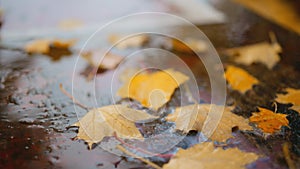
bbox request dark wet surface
[1,0,300,169]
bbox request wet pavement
[1,0,300,169]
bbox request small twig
[113,132,173,158]
[59,83,89,110]
[117,145,162,169]
[283,142,296,169]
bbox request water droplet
[25,146,29,150]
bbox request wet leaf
[166,104,252,142]
[249,107,289,134]
[81,50,123,69]
[117,69,189,110]
[25,39,76,54]
[276,88,300,113]
[108,34,149,49]
[226,40,281,69]
[172,38,207,53]
[224,65,259,93]
[72,104,157,149]
[163,142,259,169]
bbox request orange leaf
[224,65,259,93]
[250,107,289,134]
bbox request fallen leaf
[276,88,300,113]
[117,69,189,110]
[172,38,207,53]
[226,40,281,69]
[81,50,123,69]
[166,104,252,142]
[25,39,76,54]
[108,34,149,49]
[224,65,259,93]
[58,19,83,30]
[249,107,289,134]
[25,39,51,54]
[72,104,157,149]
[163,142,259,169]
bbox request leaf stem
[117,145,163,169]
[59,83,89,110]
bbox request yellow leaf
[250,107,289,134]
[81,50,123,69]
[224,65,259,93]
[25,39,51,54]
[226,41,281,69]
[163,142,259,169]
[118,69,189,110]
[24,39,76,54]
[166,104,252,142]
[72,104,157,149]
[108,34,149,49]
[276,88,300,113]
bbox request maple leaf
[163,142,259,169]
[224,65,259,93]
[166,104,252,142]
[24,39,76,54]
[108,34,149,49]
[225,36,281,69]
[117,69,189,110]
[72,104,157,149]
[276,88,300,113]
[81,50,123,69]
[249,107,289,134]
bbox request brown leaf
[163,142,259,169]
[171,38,207,53]
[118,69,189,110]
[249,107,289,134]
[72,104,157,149]
[226,40,281,69]
[166,104,252,142]
[276,88,300,113]
[81,50,123,69]
[224,65,259,93]
[24,39,76,54]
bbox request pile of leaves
[50,33,300,168]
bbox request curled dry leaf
[250,107,289,134]
[224,65,259,93]
[24,39,76,54]
[81,50,123,69]
[276,88,300,113]
[226,38,281,69]
[117,69,189,110]
[166,104,252,142]
[108,34,149,49]
[163,142,259,169]
[72,104,157,149]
